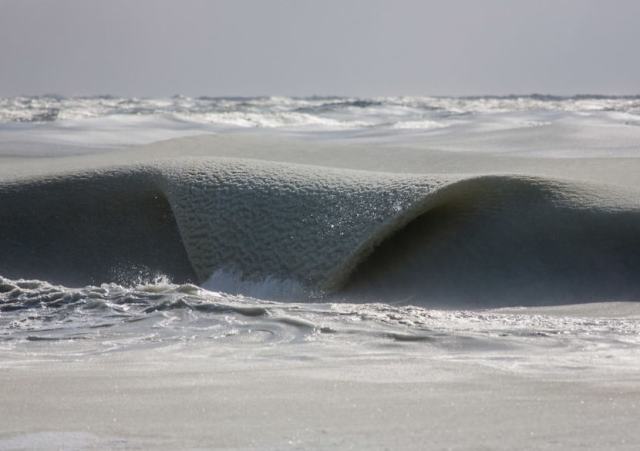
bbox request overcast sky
[1,0,639,97]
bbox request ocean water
[1,96,640,377]
[2,94,640,156]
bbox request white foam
[391,119,448,130]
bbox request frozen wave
[1,153,639,307]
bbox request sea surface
[2,94,640,156]
[1,95,640,375]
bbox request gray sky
[1,0,639,97]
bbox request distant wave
[2,95,640,159]
[2,156,639,307]
[2,94,639,125]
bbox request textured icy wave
[1,156,639,307]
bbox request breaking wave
[1,156,639,308]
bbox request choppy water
[1,95,640,154]
[2,276,639,375]
[3,94,640,125]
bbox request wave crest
[1,157,640,307]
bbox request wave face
[1,95,640,157]
[1,156,640,308]
[0,169,196,286]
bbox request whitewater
[1,95,640,450]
